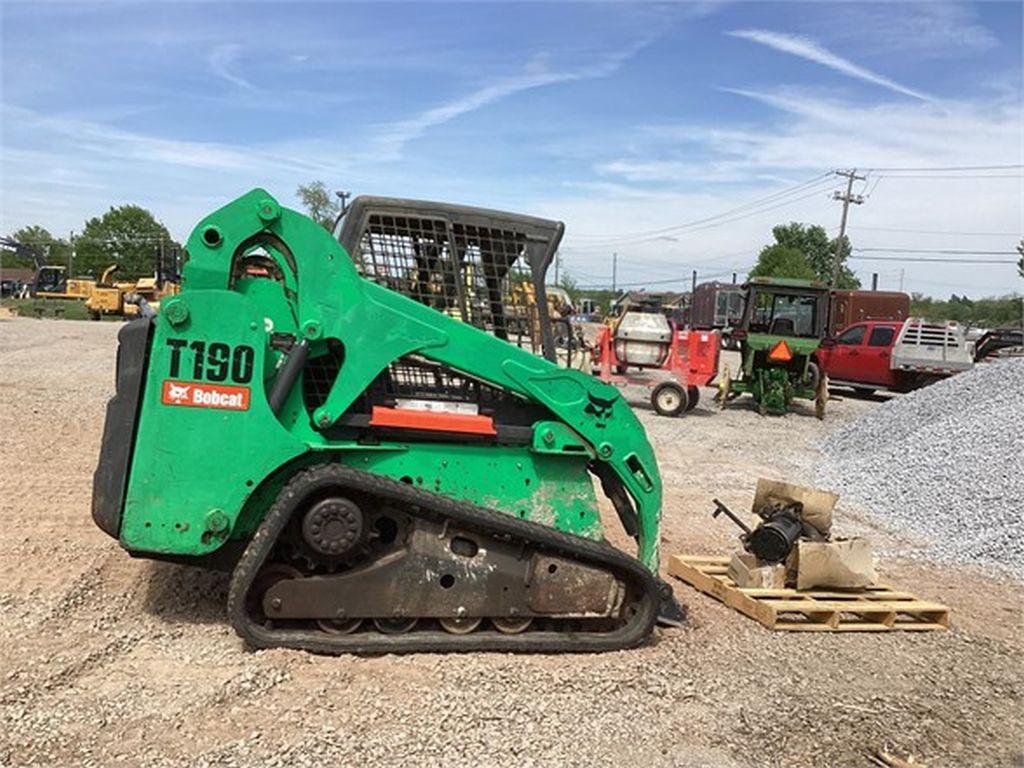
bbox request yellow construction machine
[86,263,180,319]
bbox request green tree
[910,293,1022,328]
[76,206,176,280]
[554,270,579,300]
[768,222,860,288]
[748,244,817,281]
[296,181,341,230]
[5,225,70,268]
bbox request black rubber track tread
[227,463,661,654]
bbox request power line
[872,173,1022,179]
[574,267,743,290]
[850,226,1021,237]
[906,276,1022,292]
[570,172,834,244]
[849,255,1018,264]
[565,184,835,251]
[854,247,1018,255]
[864,164,1024,172]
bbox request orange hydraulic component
[369,406,497,436]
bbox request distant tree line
[910,294,1021,329]
[5,206,178,281]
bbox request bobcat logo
[584,394,616,429]
[167,383,191,403]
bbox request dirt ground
[1,316,1020,768]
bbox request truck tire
[651,382,688,417]
[805,361,821,391]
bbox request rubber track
[227,464,661,654]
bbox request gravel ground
[0,316,1021,768]
[818,359,1024,576]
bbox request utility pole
[732,272,737,284]
[69,231,75,276]
[871,272,878,291]
[554,253,560,285]
[691,269,697,294]
[612,252,617,293]
[831,169,865,288]
[331,190,352,231]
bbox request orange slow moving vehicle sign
[767,340,793,363]
[161,380,251,411]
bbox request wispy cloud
[634,88,1018,174]
[728,29,935,102]
[821,3,999,59]
[208,43,256,92]
[375,39,653,159]
[2,105,323,174]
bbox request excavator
[92,190,682,653]
[0,236,95,300]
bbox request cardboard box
[796,538,876,591]
[753,478,838,537]
[727,551,787,589]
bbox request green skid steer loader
[92,190,683,654]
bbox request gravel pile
[818,358,1024,575]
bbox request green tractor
[717,278,829,418]
[92,190,683,654]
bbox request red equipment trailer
[592,322,721,416]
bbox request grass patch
[3,298,94,321]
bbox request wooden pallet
[668,555,949,632]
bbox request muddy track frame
[227,464,664,654]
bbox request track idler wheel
[439,617,483,635]
[492,617,533,634]
[247,563,302,625]
[317,617,363,635]
[374,618,418,634]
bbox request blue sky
[1,1,1021,297]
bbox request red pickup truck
[815,318,973,394]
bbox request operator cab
[738,278,829,340]
[335,196,564,363]
[34,265,68,295]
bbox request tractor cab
[741,278,829,340]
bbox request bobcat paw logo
[584,394,616,429]
[167,383,191,403]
